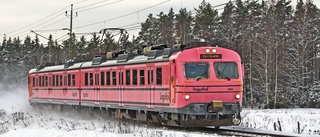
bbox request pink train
[28,42,244,128]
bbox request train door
[147,66,155,108]
[48,74,52,100]
[170,62,176,105]
[63,72,68,102]
[94,69,100,105]
[118,67,125,107]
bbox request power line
[76,0,171,29]
[75,0,111,10]
[10,13,65,38]
[76,0,125,12]
[73,0,91,5]
[4,0,89,39]
[5,6,69,36]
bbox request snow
[0,85,319,136]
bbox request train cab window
[126,70,130,85]
[184,62,209,79]
[101,72,105,86]
[68,74,71,86]
[112,71,116,86]
[85,73,88,86]
[140,68,145,85]
[106,71,111,85]
[132,69,137,85]
[156,67,162,85]
[90,73,93,86]
[213,62,238,79]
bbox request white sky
[0,0,319,44]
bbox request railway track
[203,126,300,137]
[32,105,301,137]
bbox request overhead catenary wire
[5,6,69,36]
[75,0,111,11]
[3,0,90,40]
[76,0,125,12]
[73,0,91,5]
[76,0,171,29]
[10,13,66,38]
[3,0,231,44]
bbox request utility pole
[65,4,78,60]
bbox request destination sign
[200,54,222,59]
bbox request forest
[0,0,319,109]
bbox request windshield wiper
[215,64,231,81]
[221,64,231,80]
[216,70,230,80]
[196,71,207,81]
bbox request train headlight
[205,48,210,53]
[235,94,241,99]
[212,48,217,53]
[185,95,190,100]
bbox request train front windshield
[184,63,209,79]
[214,62,238,80]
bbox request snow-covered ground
[0,85,319,136]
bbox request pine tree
[175,8,193,44]
[193,0,219,41]
[157,8,175,47]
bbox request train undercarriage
[30,101,241,128]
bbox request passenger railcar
[28,42,244,128]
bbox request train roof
[29,42,237,74]
[29,49,174,74]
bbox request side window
[59,75,63,86]
[46,76,48,86]
[156,67,162,85]
[68,74,71,86]
[101,72,105,86]
[48,76,51,86]
[52,75,55,86]
[140,68,145,85]
[90,73,93,86]
[106,71,110,85]
[36,77,38,87]
[72,74,75,86]
[112,71,116,86]
[41,76,44,87]
[132,69,137,85]
[126,69,130,86]
[56,75,59,87]
[85,73,88,86]
[33,77,35,87]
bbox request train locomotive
[28,41,244,128]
